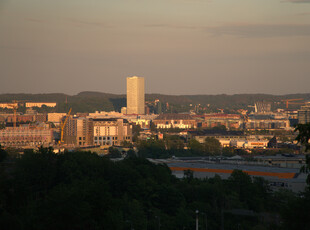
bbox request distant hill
[0,92,309,113]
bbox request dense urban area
[1,77,310,229]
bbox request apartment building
[63,117,93,146]
[93,118,132,146]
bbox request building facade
[63,117,93,146]
[0,126,53,147]
[298,102,310,124]
[153,114,197,129]
[194,114,242,130]
[25,102,57,108]
[126,76,145,115]
[93,118,132,146]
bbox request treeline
[0,147,309,230]
[1,92,310,113]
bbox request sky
[1,0,310,95]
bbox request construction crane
[6,100,22,128]
[59,108,72,144]
[281,98,304,109]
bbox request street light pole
[201,212,208,230]
[196,210,199,230]
[155,215,160,230]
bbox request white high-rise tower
[126,76,145,115]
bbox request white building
[126,76,145,115]
[26,102,57,108]
[93,118,132,146]
[47,113,66,126]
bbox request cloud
[145,23,310,37]
[296,12,310,16]
[24,18,45,23]
[66,18,113,28]
[144,24,198,29]
[284,0,310,3]
[206,24,310,37]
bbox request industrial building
[163,160,307,193]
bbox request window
[94,136,98,140]
[99,137,102,140]
[107,137,110,140]
[103,137,106,140]
[79,137,82,140]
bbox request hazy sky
[1,0,310,95]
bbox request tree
[107,147,122,158]
[295,123,310,185]
[222,147,236,157]
[295,123,310,152]
[121,140,133,148]
[0,145,7,162]
[204,137,221,155]
[165,135,184,151]
[188,139,204,155]
[132,124,142,142]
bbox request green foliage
[0,148,307,230]
[132,124,141,142]
[121,140,133,148]
[295,123,310,152]
[164,135,184,151]
[0,145,8,162]
[188,139,204,155]
[204,137,221,155]
[295,123,310,186]
[137,139,167,158]
[1,92,310,114]
[107,147,122,158]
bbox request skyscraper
[127,76,145,115]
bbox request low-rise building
[25,102,57,108]
[194,114,243,130]
[0,126,53,147]
[153,114,197,129]
[189,130,245,147]
[0,103,18,109]
[246,114,290,130]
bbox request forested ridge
[1,92,310,113]
[0,147,309,230]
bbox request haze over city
[1,0,310,95]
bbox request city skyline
[1,0,310,95]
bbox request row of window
[94,136,118,141]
